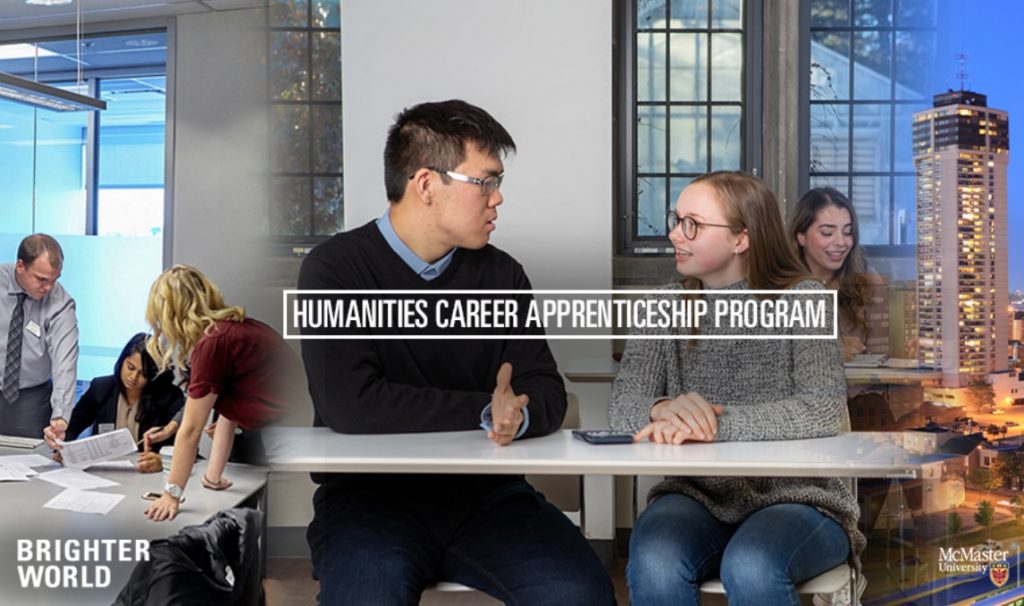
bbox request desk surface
[0,448,267,604]
[563,357,944,384]
[264,428,919,480]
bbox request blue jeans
[307,475,614,606]
[628,493,850,606]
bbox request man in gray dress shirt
[0,234,78,438]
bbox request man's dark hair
[383,99,516,202]
[17,233,64,270]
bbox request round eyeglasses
[666,211,733,240]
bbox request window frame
[616,0,763,256]
[0,27,170,241]
[800,0,940,252]
[267,0,344,249]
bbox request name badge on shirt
[25,320,41,337]
[98,423,115,435]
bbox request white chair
[698,564,857,604]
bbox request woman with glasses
[789,186,888,362]
[142,264,298,521]
[609,171,862,605]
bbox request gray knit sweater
[609,279,866,567]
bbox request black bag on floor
[114,507,263,606]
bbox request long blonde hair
[683,171,809,291]
[145,264,245,371]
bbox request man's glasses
[428,167,504,196]
[666,211,733,240]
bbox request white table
[563,357,946,386]
[265,428,918,565]
[263,428,920,479]
[0,447,267,605]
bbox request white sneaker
[812,573,867,606]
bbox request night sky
[941,0,1024,291]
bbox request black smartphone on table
[572,429,635,445]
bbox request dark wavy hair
[383,99,516,202]
[115,333,176,428]
[788,187,872,336]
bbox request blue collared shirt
[375,212,454,281]
[375,211,528,438]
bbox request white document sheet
[85,460,138,472]
[43,489,125,515]
[57,428,137,469]
[36,468,120,490]
[0,461,39,478]
[0,464,31,482]
[0,454,58,468]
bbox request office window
[621,0,757,254]
[7,84,90,235]
[269,0,343,240]
[0,33,167,237]
[806,0,937,246]
[97,77,167,237]
[0,31,168,379]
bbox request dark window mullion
[846,1,856,200]
[663,6,672,234]
[706,2,713,173]
[639,29,743,34]
[306,0,316,236]
[809,99,928,105]
[86,77,99,236]
[888,21,897,244]
[629,0,638,243]
[809,25,933,33]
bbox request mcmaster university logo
[939,547,1010,575]
[991,561,1010,588]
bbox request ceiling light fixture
[125,39,160,48]
[3,0,104,112]
[0,43,59,61]
[4,0,105,111]
[0,72,106,111]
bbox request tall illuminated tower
[913,90,1009,387]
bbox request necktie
[2,293,27,404]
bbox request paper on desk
[43,489,125,515]
[0,461,39,478]
[57,428,137,469]
[0,463,32,482]
[85,460,137,472]
[36,468,120,490]
[0,453,58,468]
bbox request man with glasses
[298,100,614,605]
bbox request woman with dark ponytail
[44,333,184,473]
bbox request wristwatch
[164,483,184,500]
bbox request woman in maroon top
[143,264,295,521]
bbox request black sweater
[298,221,567,476]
